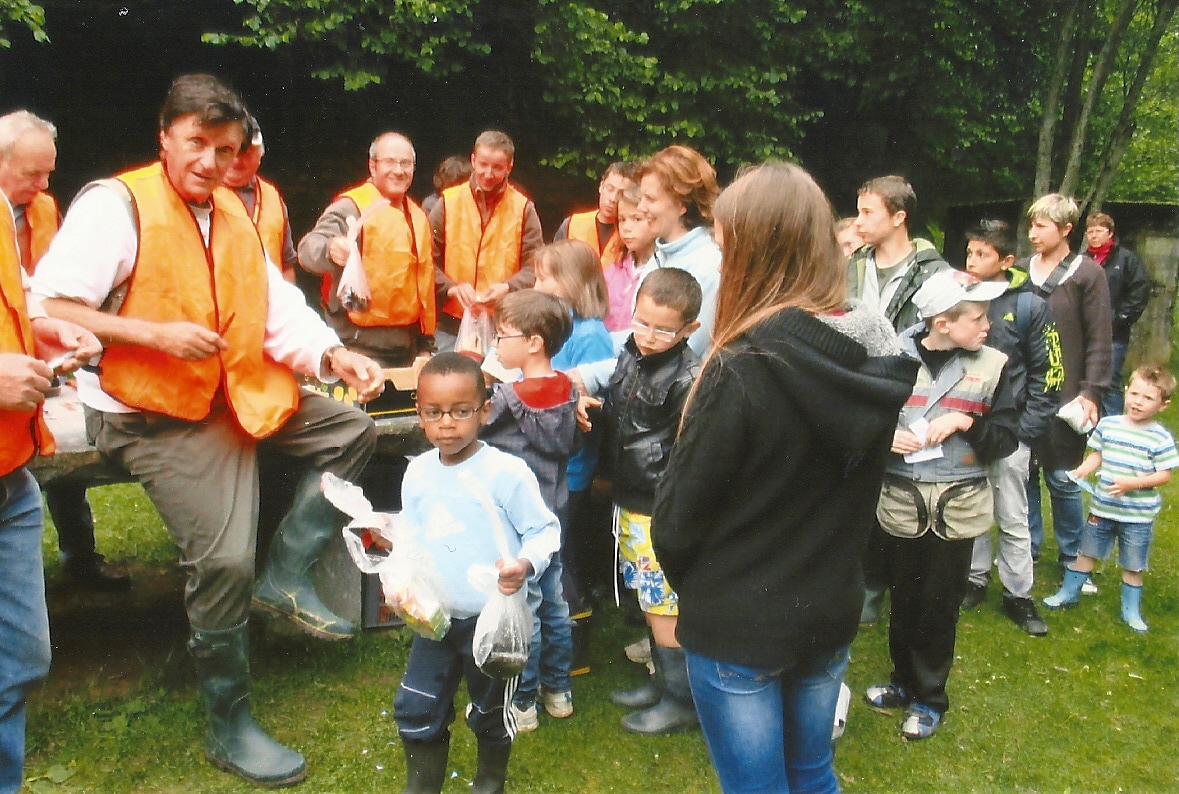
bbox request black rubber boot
[610,628,660,709]
[401,738,449,794]
[253,471,355,640]
[471,740,511,794]
[570,609,593,676]
[189,623,307,787]
[620,645,699,735]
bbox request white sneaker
[511,702,538,733]
[624,637,652,665]
[540,689,573,719]
[1081,576,1099,596]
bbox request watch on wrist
[321,345,345,373]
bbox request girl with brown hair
[651,162,918,793]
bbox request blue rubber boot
[1043,568,1087,609]
[1120,583,1148,633]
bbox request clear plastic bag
[326,473,452,641]
[455,304,494,359]
[337,199,390,313]
[458,470,534,679]
[471,581,532,679]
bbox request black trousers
[883,530,973,715]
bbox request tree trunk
[1082,0,1179,211]
[1059,0,1138,196]
[1033,0,1083,198]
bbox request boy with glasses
[396,352,560,793]
[480,289,580,732]
[580,267,703,735]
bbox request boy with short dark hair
[395,352,560,793]
[1044,366,1178,632]
[867,269,1018,740]
[959,220,1062,636]
[480,289,580,731]
[582,266,703,735]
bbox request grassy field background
[22,399,1179,793]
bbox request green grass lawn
[23,401,1179,793]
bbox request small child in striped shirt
[1044,365,1179,632]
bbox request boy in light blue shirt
[393,353,559,794]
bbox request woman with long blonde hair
[651,162,918,793]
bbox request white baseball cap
[913,269,1007,319]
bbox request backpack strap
[1036,254,1078,296]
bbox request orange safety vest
[98,162,299,439]
[0,204,54,474]
[216,177,288,270]
[440,182,529,319]
[567,209,623,268]
[23,191,59,273]
[328,181,436,333]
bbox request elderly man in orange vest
[0,110,131,594]
[298,131,435,366]
[31,74,385,787]
[1,118,100,789]
[553,161,636,266]
[218,115,298,283]
[428,129,543,352]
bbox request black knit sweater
[652,306,918,669]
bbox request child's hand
[495,558,533,595]
[925,412,974,445]
[891,428,923,455]
[577,394,602,433]
[1106,476,1136,497]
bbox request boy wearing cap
[866,269,1019,740]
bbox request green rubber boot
[253,471,355,640]
[401,738,449,794]
[471,740,511,794]
[189,623,307,787]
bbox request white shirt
[29,183,342,413]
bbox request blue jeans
[515,555,573,706]
[1102,340,1129,418]
[0,469,52,794]
[1027,466,1084,564]
[686,646,849,794]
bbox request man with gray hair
[219,115,298,282]
[298,131,435,366]
[0,109,130,593]
[1,110,102,794]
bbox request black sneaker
[63,555,132,593]
[1002,596,1048,636]
[960,582,987,610]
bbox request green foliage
[0,0,47,47]
[1108,27,1179,201]
[201,0,491,86]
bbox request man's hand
[327,235,352,268]
[495,557,533,595]
[448,283,478,311]
[31,316,102,374]
[151,322,228,361]
[331,348,385,403]
[476,283,510,306]
[891,428,923,455]
[0,353,53,411]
